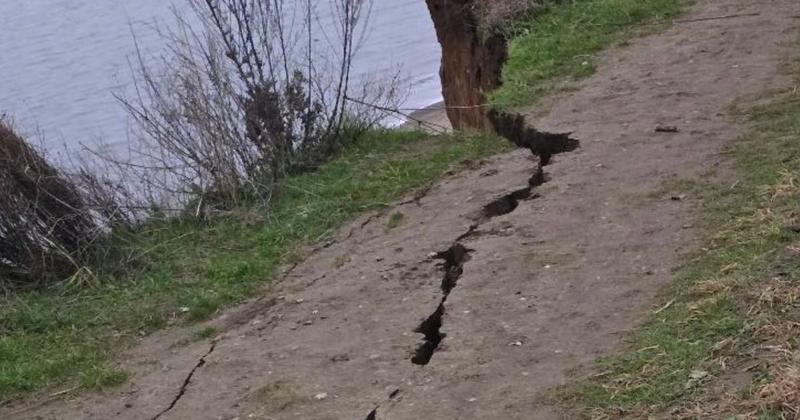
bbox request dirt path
[10,1,799,419]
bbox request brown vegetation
[119,0,395,212]
[0,122,98,287]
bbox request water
[0,0,442,153]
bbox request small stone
[509,341,523,347]
[295,298,304,304]
[468,398,478,402]
[314,392,328,400]
[179,307,190,313]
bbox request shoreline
[400,100,452,132]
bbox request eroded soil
[7,0,799,418]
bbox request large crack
[411,244,471,366]
[151,341,217,420]
[409,111,580,368]
[488,109,579,166]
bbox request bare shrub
[0,121,100,287]
[117,0,395,212]
[479,0,545,26]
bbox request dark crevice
[411,301,446,366]
[482,186,539,219]
[488,109,580,165]
[435,243,471,295]
[479,163,545,221]
[151,341,217,420]
[411,244,471,366]
[366,407,378,420]
[477,112,579,222]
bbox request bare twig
[674,12,760,24]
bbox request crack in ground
[410,113,580,368]
[365,407,378,420]
[151,341,217,420]
[363,388,401,419]
[488,110,580,166]
[411,244,471,366]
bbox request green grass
[564,52,800,417]
[491,0,690,109]
[0,130,509,399]
[192,326,220,341]
[386,212,405,230]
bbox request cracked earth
[7,0,799,418]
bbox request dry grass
[564,42,800,419]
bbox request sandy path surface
[9,0,799,419]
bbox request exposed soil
[7,0,799,419]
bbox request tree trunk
[425,0,508,131]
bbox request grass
[564,49,800,418]
[491,0,690,109]
[0,130,510,399]
[386,212,405,230]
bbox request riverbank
[1,0,698,410]
[400,101,451,132]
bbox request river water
[0,0,442,153]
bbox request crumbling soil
[6,0,799,418]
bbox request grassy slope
[0,131,509,398]
[492,0,689,109]
[565,49,800,417]
[0,0,694,402]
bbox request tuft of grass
[255,380,307,410]
[0,129,510,399]
[491,0,690,109]
[79,366,128,391]
[563,48,800,417]
[386,212,405,230]
[192,326,220,341]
